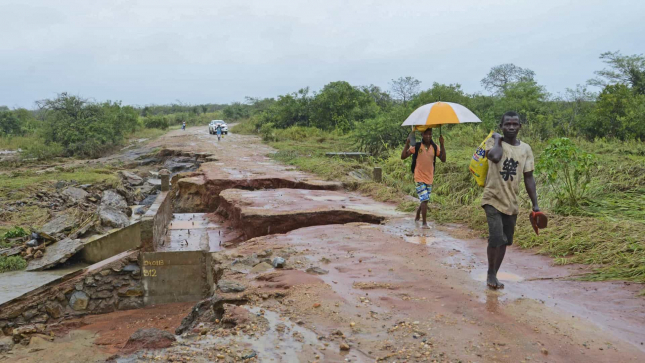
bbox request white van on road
[209,120,228,135]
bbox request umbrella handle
[439,125,442,137]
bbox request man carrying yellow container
[482,111,540,289]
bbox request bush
[537,137,598,212]
[230,118,259,134]
[143,115,170,130]
[0,111,24,136]
[38,93,140,158]
[0,255,28,273]
[352,105,412,156]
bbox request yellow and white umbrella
[401,102,481,132]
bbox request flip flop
[530,211,548,235]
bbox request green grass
[126,127,170,141]
[0,167,119,190]
[0,255,28,273]
[230,119,258,134]
[0,134,41,150]
[240,119,645,285]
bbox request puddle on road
[118,307,369,363]
[305,195,347,202]
[346,203,404,217]
[404,235,439,245]
[472,271,525,282]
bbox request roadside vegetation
[0,227,29,272]
[231,51,645,285]
[0,94,232,160]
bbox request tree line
[1,51,643,158]
[235,51,645,155]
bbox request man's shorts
[483,204,518,248]
[415,182,432,202]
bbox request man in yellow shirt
[401,128,446,229]
[483,111,540,289]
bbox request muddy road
[3,126,644,363]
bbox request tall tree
[481,64,535,94]
[588,51,645,95]
[389,77,421,105]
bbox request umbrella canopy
[401,102,481,131]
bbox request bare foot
[487,274,498,289]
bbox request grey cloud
[1,0,644,108]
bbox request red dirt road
[7,126,641,363]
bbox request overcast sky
[1,0,643,108]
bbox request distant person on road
[182,121,186,130]
[482,111,539,289]
[401,128,446,229]
[216,125,222,141]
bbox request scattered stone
[0,336,14,352]
[230,264,251,274]
[98,205,129,228]
[141,193,159,206]
[257,249,273,258]
[100,190,128,211]
[313,303,321,308]
[541,348,549,355]
[272,257,286,268]
[123,328,176,353]
[69,291,90,311]
[26,239,41,248]
[235,255,260,267]
[250,262,273,274]
[164,160,195,173]
[13,324,44,336]
[120,171,144,186]
[33,250,43,259]
[62,187,89,204]
[41,213,77,235]
[27,238,84,271]
[340,342,350,351]
[118,298,143,310]
[218,280,247,293]
[147,178,162,188]
[306,266,329,275]
[242,350,257,360]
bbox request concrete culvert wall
[0,251,142,333]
